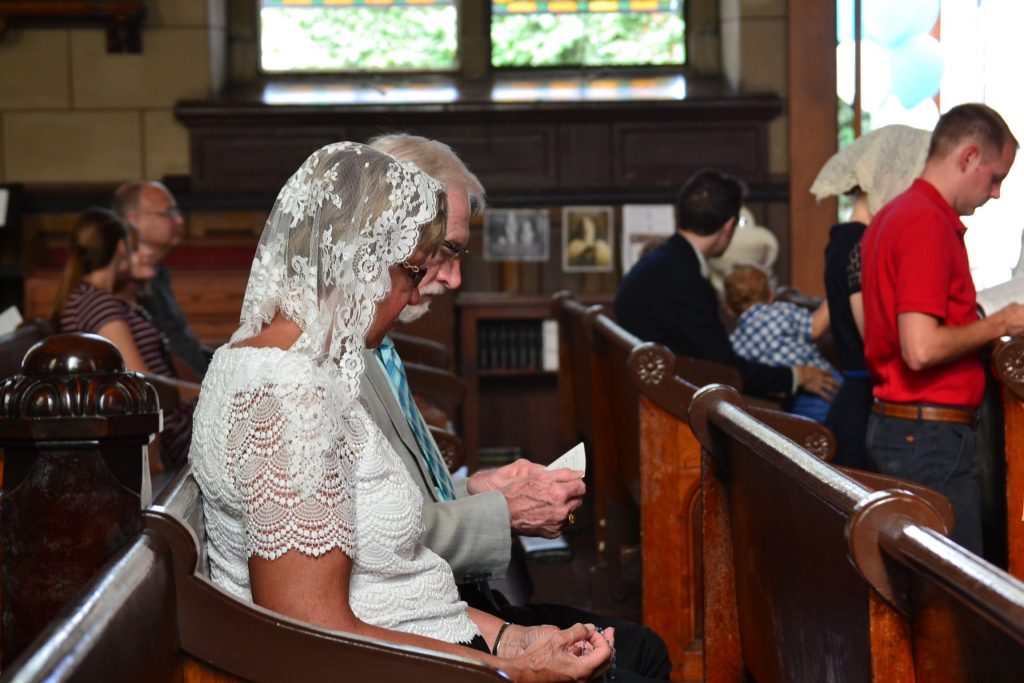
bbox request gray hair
[368,134,486,214]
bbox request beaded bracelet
[491,621,512,656]
[595,626,617,681]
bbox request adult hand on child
[795,365,839,401]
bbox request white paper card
[0,306,22,336]
[621,204,675,274]
[547,442,585,475]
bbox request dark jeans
[865,412,983,554]
[460,583,672,681]
[826,373,873,469]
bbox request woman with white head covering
[811,124,932,468]
[188,143,613,681]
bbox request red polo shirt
[861,179,985,409]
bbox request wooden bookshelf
[457,292,611,472]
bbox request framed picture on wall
[483,209,550,262]
[562,206,614,272]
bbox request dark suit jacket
[613,232,792,398]
[137,265,209,376]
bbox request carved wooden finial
[0,332,160,426]
[0,332,162,667]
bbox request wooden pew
[993,336,1024,579]
[4,468,508,682]
[552,291,598,453]
[570,298,838,664]
[0,333,506,682]
[391,331,452,370]
[0,332,160,665]
[406,360,467,432]
[690,382,1024,682]
[626,341,835,682]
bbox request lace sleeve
[224,382,356,561]
[847,242,863,294]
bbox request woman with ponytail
[53,207,199,472]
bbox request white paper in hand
[546,442,586,476]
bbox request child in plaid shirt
[725,264,840,422]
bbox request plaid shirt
[730,302,835,372]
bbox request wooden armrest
[837,465,955,534]
[675,354,743,391]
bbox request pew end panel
[993,335,1024,579]
[3,466,511,682]
[627,343,703,681]
[849,495,1024,682]
[689,383,915,683]
[583,305,643,600]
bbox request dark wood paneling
[176,89,783,199]
[190,132,344,195]
[614,124,766,187]
[558,123,612,188]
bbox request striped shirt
[59,282,195,467]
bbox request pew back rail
[3,469,509,683]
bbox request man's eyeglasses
[143,206,182,220]
[442,240,470,262]
[400,261,429,287]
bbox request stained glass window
[491,0,684,68]
[259,0,458,73]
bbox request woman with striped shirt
[52,207,199,471]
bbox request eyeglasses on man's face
[400,261,429,287]
[143,206,182,220]
[442,240,469,262]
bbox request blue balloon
[862,0,940,47]
[889,34,943,109]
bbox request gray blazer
[359,349,511,583]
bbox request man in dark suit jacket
[614,169,836,401]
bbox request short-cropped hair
[724,263,772,313]
[928,103,1018,162]
[676,169,746,236]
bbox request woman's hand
[494,624,559,657]
[503,623,614,682]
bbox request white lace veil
[810,124,932,215]
[228,141,443,404]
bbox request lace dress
[189,345,479,644]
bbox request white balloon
[836,39,892,112]
[872,95,940,131]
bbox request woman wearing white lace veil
[188,142,612,682]
[811,124,932,468]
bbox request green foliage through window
[491,2,685,68]
[260,4,458,73]
[258,1,685,74]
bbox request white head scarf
[228,141,443,403]
[810,124,932,215]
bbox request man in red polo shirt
[862,103,1024,555]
